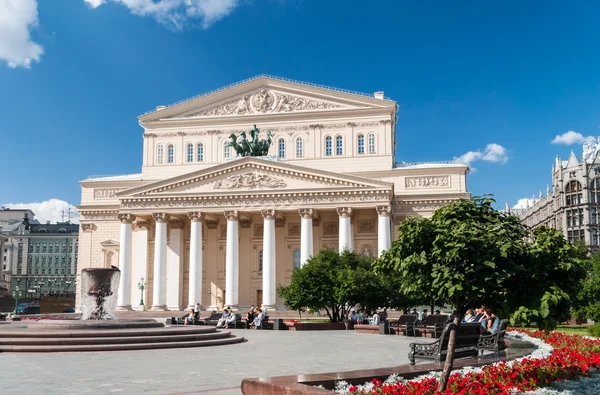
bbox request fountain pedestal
[80,268,121,320]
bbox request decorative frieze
[288,223,301,237]
[94,189,125,200]
[357,220,375,234]
[405,176,450,189]
[214,172,287,190]
[79,210,119,221]
[323,222,339,236]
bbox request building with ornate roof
[514,141,600,249]
[77,75,470,311]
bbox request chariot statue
[227,125,273,157]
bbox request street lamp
[65,280,72,297]
[12,286,22,314]
[48,279,54,296]
[137,277,147,306]
[39,281,45,299]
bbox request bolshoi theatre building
[76,75,469,311]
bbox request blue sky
[1,0,599,222]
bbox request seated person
[246,309,255,329]
[474,306,486,323]
[216,309,229,328]
[251,309,264,329]
[184,309,195,325]
[369,312,380,325]
[462,309,475,323]
[379,308,388,322]
[348,309,358,324]
[488,313,500,334]
[225,309,237,328]
[357,310,364,324]
[480,308,495,335]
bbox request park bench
[415,314,449,338]
[408,322,480,365]
[478,319,508,355]
[199,312,224,326]
[388,314,418,336]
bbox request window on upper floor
[567,229,585,244]
[593,228,600,246]
[325,136,332,156]
[368,133,376,154]
[167,144,174,163]
[296,137,304,158]
[591,178,600,204]
[565,180,583,206]
[566,208,584,227]
[592,207,600,225]
[357,134,365,154]
[197,143,204,162]
[335,135,343,155]
[224,142,231,159]
[278,138,285,158]
[157,144,164,164]
[293,249,301,270]
[186,143,194,162]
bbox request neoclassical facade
[77,75,469,311]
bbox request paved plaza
[1,328,415,395]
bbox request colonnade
[114,206,392,311]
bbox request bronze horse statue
[227,125,273,157]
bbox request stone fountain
[80,267,120,320]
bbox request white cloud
[3,199,80,224]
[0,0,44,68]
[512,198,535,210]
[85,0,240,29]
[453,143,509,166]
[551,130,595,145]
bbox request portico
[76,75,470,311]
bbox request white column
[151,213,169,311]
[261,210,276,309]
[132,220,149,310]
[116,214,135,310]
[166,219,184,311]
[224,211,239,309]
[188,212,204,308]
[377,205,392,256]
[337,207,353,252]
[6,245,13,276]
[299,209,314,266]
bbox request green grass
[555,325,590,336]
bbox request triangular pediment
[118,157,393,198]
[139,75,395,122]
[100,239,119,247]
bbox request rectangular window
[579,209,585,226]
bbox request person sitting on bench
[369,312,380,325]
[225,309,237,328]
[184,309,195,325]
[250,308,264,329]
[216,309,229,328]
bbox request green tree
[375,196,533,392]
[278,249,385,322]
[574,251,600,322]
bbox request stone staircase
[0,325,244,352]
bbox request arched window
[197,143,204,162]
[258,250,263,272]
[357,134,365,154]
[368,133,376,154]
[296,137,304,157]
[293,249,301,270]
[156,144,164,164]
[325,136,332,156]
[167,144,174,163]
[335,135,343,155]
[186,143,194,162]
[224,142,231,159]
[278,138,285,158]
[565,180,582,206]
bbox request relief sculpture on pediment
[213,171,287,190]
[186,89,344,117]
[405,176,450,189]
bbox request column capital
[118,213,136,224]
[261,209,276,220]
[376,205,392,217]
[169,219,184,229]
[298,208,314,219]
[81,223,96,232]
[152,213,170,223]
[188,212,205,222]
[133,220,149,230]
[224,210,239,221]
[336,207,353,218]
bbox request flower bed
[336,329,600,395]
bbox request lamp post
[65,280,72,297]
[137,277,146,306]
[39,281,45,299]
[48,279,54,296]
[12,286,22,314]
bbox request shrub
[587,322,600,338]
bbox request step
[1,326,217,338]
[0,331,233,346]
[0,335,245,352]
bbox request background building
[515,141,600,248]
[0,208,36,293]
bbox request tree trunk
[437,312,462,392]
